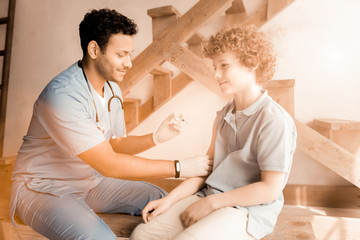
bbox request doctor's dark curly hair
[202,25,276,85]
[79,8,138,56]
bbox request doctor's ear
[87,41,100,59]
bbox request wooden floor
[266,205,360,240]
[1,203,360,240]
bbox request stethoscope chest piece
[96,121,105,134]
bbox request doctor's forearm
[109,133,155,154]
[78,140,175,180]
[104,154,175,180]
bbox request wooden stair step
[186,33,205,57]
[151,67,173,109]
[147,5,181,18]
[264,79,295,117]
[226,0,266,27]
[312,118,360,157]
[313,118,360,131]
[147,5,204,43]
[224,0,247,24]
[150,66,173,76]
[123,98,141,131]
[226,0,294,27]
[147,5,181,42]
[123,98,141,103]
[185,33,205,46]
[147,5,205,53]
[137,98,154,127]
[225,0,246,14]
[267,0,296,20]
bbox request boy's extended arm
[209,170,285,208]
[180,170,285,226]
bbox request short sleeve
[257,117,295,172]
[35,88,106,157]
[216,102,233,129]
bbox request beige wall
[3,0,360,185]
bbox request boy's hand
[141,197,173,223]
[180,196,216,227]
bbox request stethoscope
[79,61,126,139]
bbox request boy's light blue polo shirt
[197,91,297,239]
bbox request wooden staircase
[121,0,360,190]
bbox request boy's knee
[130,223,147,240]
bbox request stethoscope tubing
[79,61,125,138]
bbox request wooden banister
[295,119,360,188]
[168,46,231,101]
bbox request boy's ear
[251,64,259,71]
[87,40,100,59]
[250,56,259,71]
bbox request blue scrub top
[10,62,126,224]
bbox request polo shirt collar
[224,90,270,125]
[240,90,270,117]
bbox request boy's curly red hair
[202,25,276,85]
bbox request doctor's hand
[179,156,213,178]
[153,113,186,145]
